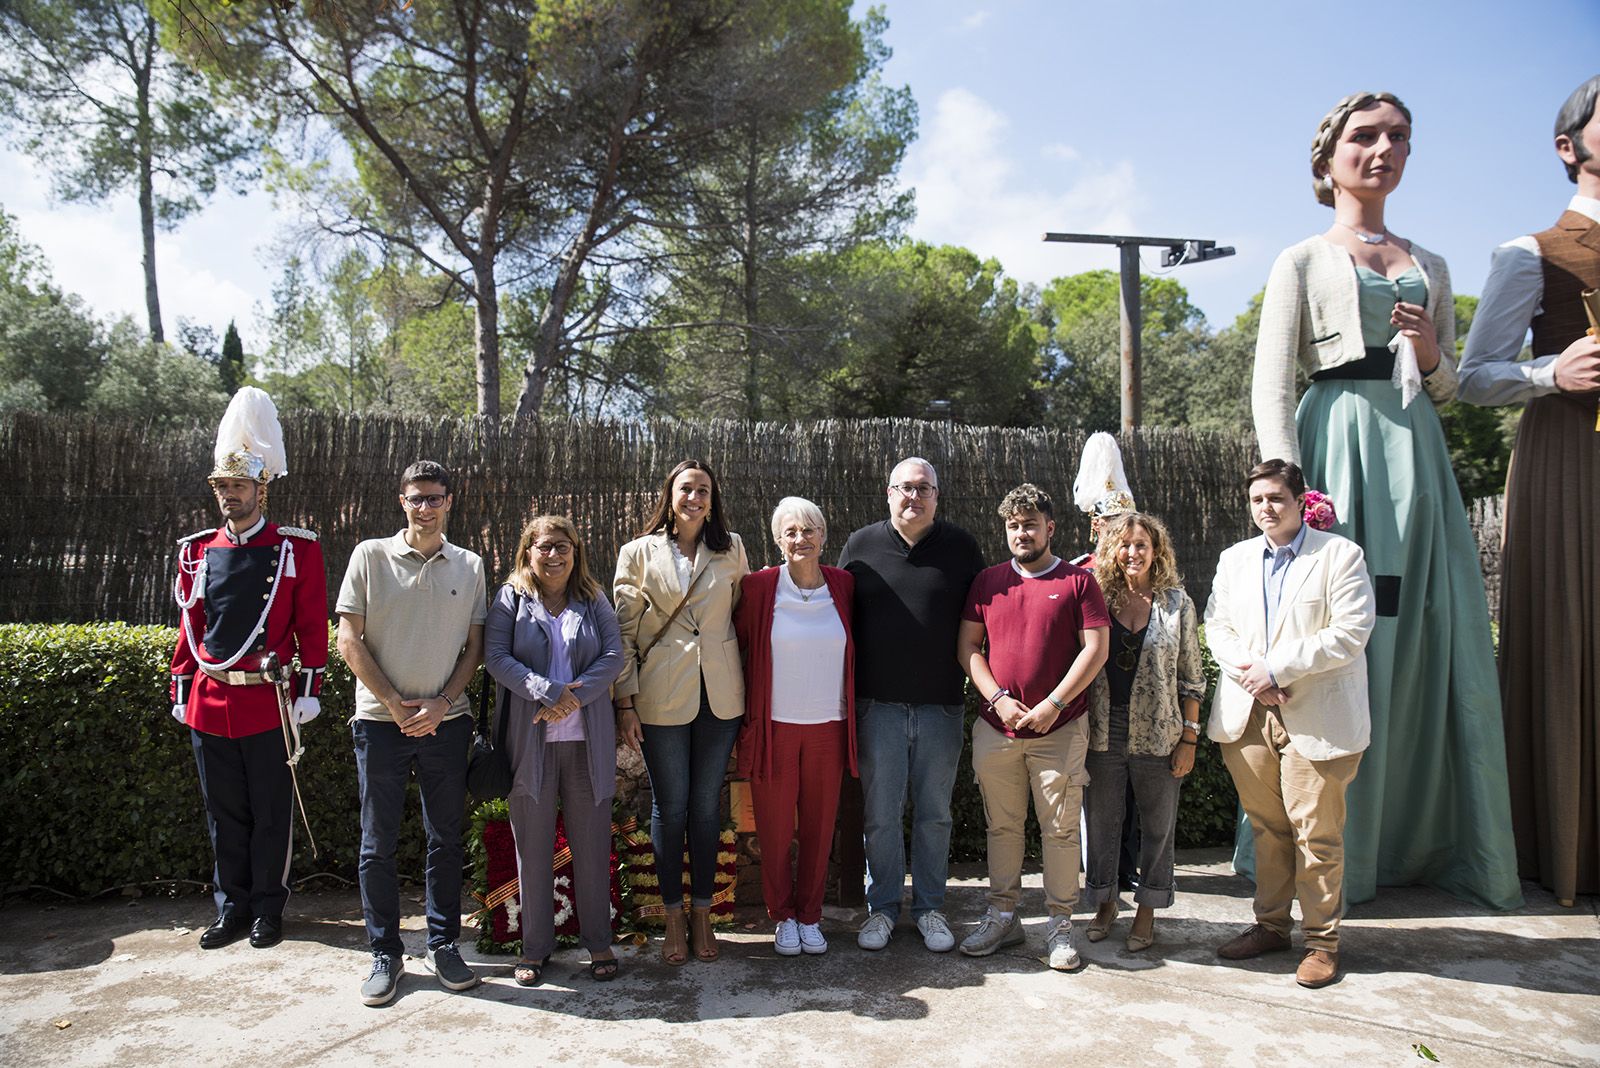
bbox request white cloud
[960,10,991,30]
[2,147,275,352]
[901,88,1144,285]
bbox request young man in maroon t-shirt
[956,483,1110,971]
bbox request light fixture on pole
[1042,232,1235,431]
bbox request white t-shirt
[770,567,846,725]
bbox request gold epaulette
[177,528,217,545]
[276,525,319,541]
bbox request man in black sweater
[839,456,985,952]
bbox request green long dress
[1236,265,1523,909]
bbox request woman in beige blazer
[613,459,749,965]
[1246,91,1519,911]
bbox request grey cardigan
[1252,235,1458,464]
[484,583,624,803]
[1086,586,1206,756]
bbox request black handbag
[466,590,522,802]
[465,676,512,803]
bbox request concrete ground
[1,849,1595,1068]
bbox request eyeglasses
[532,542,573,557]
[890,483,937,499]
[402,494,447,510]
[778,526,819,542]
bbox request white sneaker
[857,912,894,951]
[798,922,828,955]
[916,910,956,953]
[774,918,802,956]
[1045,915,1082,972]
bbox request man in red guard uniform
[1069,432,1137,568]
[171,387,328,950]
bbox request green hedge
[0,623,443,896]
[0,622,1237,896]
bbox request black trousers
[191,728,294,920]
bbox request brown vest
[1531,210,1600,354]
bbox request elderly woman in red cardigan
[734,496,858,957]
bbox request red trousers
[750,719,847,924]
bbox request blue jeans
[639,696,743,907]
[352,714,472,955]
[857,699,966,921]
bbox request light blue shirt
[540,606,585,743]
[1261,523,1308,646]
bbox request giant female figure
[1249,91,1520,908]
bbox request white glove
[171,703,187,724]
[292,697,321,725]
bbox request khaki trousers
[1221,702,1362,951]
[971,715,1089,917]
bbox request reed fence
[4,411,1501,623]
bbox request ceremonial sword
[262,652,318,858]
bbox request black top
[1106,616,1146,708]
[838,518,986,705]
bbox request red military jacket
[170,516,329,738]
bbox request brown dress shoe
[1296,949,1340,988]
[1216,923,1292,960]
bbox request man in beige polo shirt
[336,460,487,1006]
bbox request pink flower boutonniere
[1302,489,1338,531]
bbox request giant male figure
[1457,74,1600,906]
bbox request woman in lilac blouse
[485,515,625,985]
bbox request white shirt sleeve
[1457,237,1562,406]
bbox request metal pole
[1118,242,1142,432]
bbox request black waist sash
[1311,345,1393,382]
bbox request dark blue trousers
[191,727,294,920]
[353,715,472,955]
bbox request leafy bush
[0,622,1238,896]
[0,623,446,895]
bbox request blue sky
[3,0,1597,349]
[880,0,1600,326]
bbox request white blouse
[770,567,846,725]
[669,537,696,595]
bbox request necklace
[1337,220,1388,245]
[789,567,825,602]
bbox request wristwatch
[1183,719,1201,733]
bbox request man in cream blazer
[1205,459,1374,989]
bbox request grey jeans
[1082,704,1182,909]
[508,741,614,959]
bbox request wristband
[984,687,1010,711]
[1048,693,1068,713]
[1177,739,1197,747]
